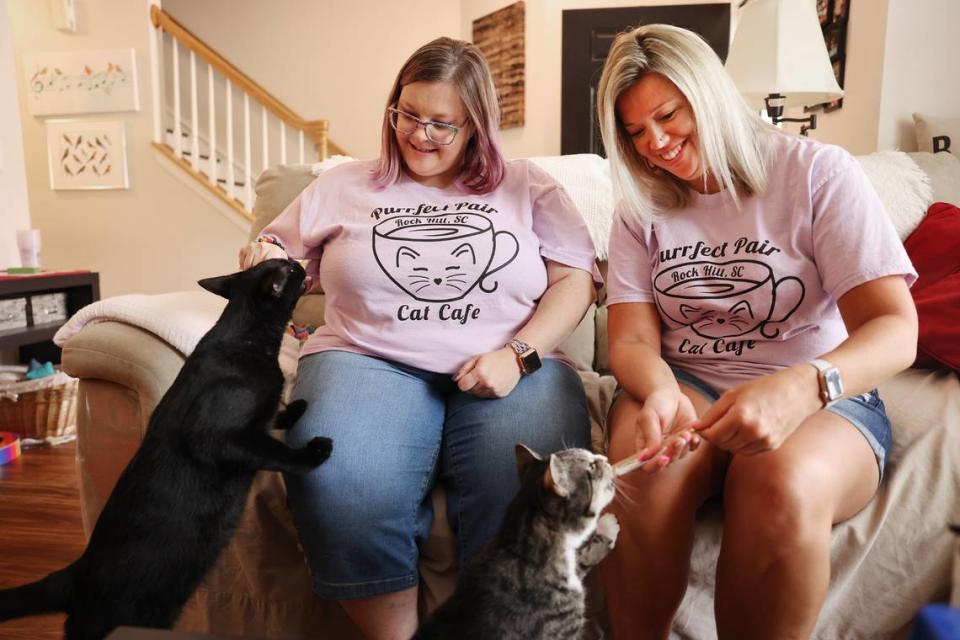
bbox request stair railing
[147,1,345,220]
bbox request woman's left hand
[454,347,522,398]
[692,366,823,455]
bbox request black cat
[415,445,619,640]
[0,259,332,640]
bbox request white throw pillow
[528,154,615,259]
[913,113,960,154]
[856,150,933,241]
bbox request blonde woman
[239,37,600,639]
[597,24,917,639]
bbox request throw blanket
[53,291,301,385]
[53,291,227,356]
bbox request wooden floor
[0,442,86,640]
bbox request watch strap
[808,358,841,407]
[507,339,531,356]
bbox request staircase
[147,2,345,221]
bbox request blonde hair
[597,24,770,222]
[372,37,505,194]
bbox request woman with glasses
[239,37,599,638]
[596,25,917,639]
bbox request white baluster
[208,64,216,186]
[299,130,305,164]
[244,93,252,210]
[261,107,269,174]
[189,50,199,171]
[226,78,235,200]
[280,121,287,165]
[172,39,182,158]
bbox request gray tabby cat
[415,445,619,640]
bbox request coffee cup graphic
[373,213,519,302]
[654,260,804,339]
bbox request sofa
[55,148,960,639]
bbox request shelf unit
[0,271,100,364]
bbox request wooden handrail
[150,5,342,155]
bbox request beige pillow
[909,151,960,208]
[913,113,960,154]
[557,303,597,372]
[250,164,317,240]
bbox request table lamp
[725,0,843,135]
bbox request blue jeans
[283,350,590,600]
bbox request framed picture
[24,48,139,116]
[817,0,830,25]
[46,120,129,190]
[473,2,525,129]
[832,0,848,22]
[805,0,850,113]
[825,29,841,58]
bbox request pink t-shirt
[607,132,917,393]
[261,159,601,374]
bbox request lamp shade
[725,0,843,108]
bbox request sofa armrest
[60,321,186,533]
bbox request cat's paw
[305,436,333,466]
[596,513,620,548]
[275,399,308,430]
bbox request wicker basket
[0,371,78,441]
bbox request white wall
[877,0,960,151]
[162,0,463,161]
[0,0,31,269]
[7,0,247,297]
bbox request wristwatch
[809,358,844,407]
[507,339,542,375]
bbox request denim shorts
[671,367,893,481]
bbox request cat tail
[0,569,72,621]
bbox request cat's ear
[198,272,240,299]
[515,443,543,477]
[546,454,574,498]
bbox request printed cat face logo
[373,213,518,302]
[395,242,480,300]
[677,300,758,338]
[654,260,804,339]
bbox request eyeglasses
[388,107,462,146]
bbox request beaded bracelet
[256,236,286,252]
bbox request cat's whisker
[445,284,464,291]
[414,284,433,292]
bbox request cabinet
[0,271,100,364]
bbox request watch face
[824,368,844,399]
[520,349,542,374]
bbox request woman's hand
[630,387,701,473]
[693,366,822,455]
[454,347,523,398]
[239,241,288,270]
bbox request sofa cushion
[527,154,615,259]
[909,151,960,207]
[251,164,317,240]
[903,202,960,373]
[914,112,960,154]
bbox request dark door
[561,5,731,156]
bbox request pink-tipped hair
[371,37,505,195]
